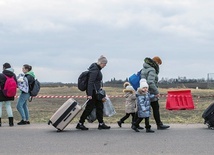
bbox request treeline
[40,77,214,89]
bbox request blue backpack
[128,69,142,91]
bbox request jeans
[0,101,13,117]
[16,92,30,121]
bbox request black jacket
[0,69,17,101]
[87,63,103,96]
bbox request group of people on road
[77,55,170,132]
[0,63,36,127]
[0,55,170,132]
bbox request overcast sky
[0,0,214,83]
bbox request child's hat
[123,85,135,92]
[139,79,148,88]
[123,82,130,88]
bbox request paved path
[0,123,213,155]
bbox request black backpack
[78,71,89,91]
[29,79,40,97]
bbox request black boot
[131,124,140,132]
[137,125,144,130]
[146,128,155,133]
[146,124,155,133]
[0,118,1,127]
[117,120,123,127]
[157,124,170,130]
[9,117,14,127]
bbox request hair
[3,63,11,69]
[97,55,108,64]
[23,64,32,71]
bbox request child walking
[131,79,156,133]
[117,82,143,129]
[117,83,136,127]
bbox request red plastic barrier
[166,89,195,110]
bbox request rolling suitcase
[48,98,88,131]
[202,102,214,129]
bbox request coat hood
[26,71,35,78]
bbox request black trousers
[134,117,151,129]
[79,91,104,124]
[120,113,135,123]
[150,100,162,125]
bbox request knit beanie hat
[139,79,148,88]
[152,56,162,65]
[98,55,108,64]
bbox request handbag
[96,88,106,101]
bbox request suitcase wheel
[57,129,62,132]
[48,120,52,125]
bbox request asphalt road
[0,123,213,155]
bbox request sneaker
[98,123,111,130]
[131,125,140,132]
[76,123,89,130]
[17,120,27,125]
[26,121,30,124]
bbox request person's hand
[87,96,92,100]
[102,97,107,103]
[156,94,160,98]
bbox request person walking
[132,79,155,133]
[141,56,170,130]
[117,84,137,128]
[16,64,35,125]
[76,55,111,130]
[0,63,17,127]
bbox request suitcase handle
[82,99,90,108]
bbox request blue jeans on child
[16,92,30,121]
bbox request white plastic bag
[103,96,116,117]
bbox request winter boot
[145,124,155,133]
[146,128,155,133]
[9,117,14,127]
[117,120,123,127]
[131,124,140,132]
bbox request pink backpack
[2,75,17,97]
